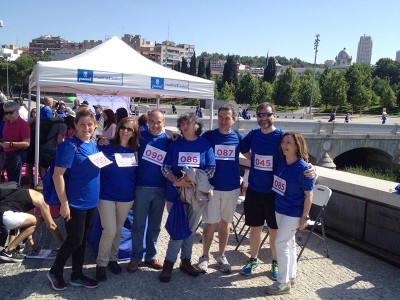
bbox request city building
[154,41,195,69]
[356,34,373,64]
[0,45,26,61]
[332,48,352,69]
[29,35,64,56]
[209,58,225,74]
[396,51,400,62]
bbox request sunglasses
[4,110,15,115]
[120,125,134,132]
[257,112,274,118]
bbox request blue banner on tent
[77,69,94,83]
[151,77,164,90]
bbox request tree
[181,57,189,74]
[373,58,400,86]
[298,72,321,107]
[222,55,238,86]
[373,77,397,108]
[219,81,235,100]
[345,64,373,113]
[320,70,348,111]
[197,57,206,78]
[205,60,211,79]
[272,67,299,106]
[257,80,274,104]
[235,72,260,105]
[263,57,276,83]
[189,51,196,76]
[173,61,181,72]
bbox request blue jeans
[165,201,205,263]
[5,150,26,186]
[130,186,166,263]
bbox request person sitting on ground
[0,186,64,263]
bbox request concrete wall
[316,167,400,265]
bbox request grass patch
[343,165,398,182]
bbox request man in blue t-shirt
[40,97,54,120]
[198,104,245,274]
[240,102,315,280]
[128,109,170,273]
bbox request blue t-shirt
[241,128,284,193]
[137,130,170,187]
[99,144,137,201]
[203,129,244,191]
[57,111,66,118]
[40,106,53,120]
[55,136,100,210]
[164,137,215,202]
[274,159,314,218]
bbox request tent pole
[156,96,160,109]
[34,82,41,186]
[210,98,214,130]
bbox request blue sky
[1,0,399,64]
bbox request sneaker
[271,260,278,281]
[198,256,209,272]
[266,281,291,295]
[96,266,107,282]
[0,249,25,263]
[217,255,231,273]
[16,243,25,253]
[241,258,259,275]
[70,274,99,289]
[47,271,67,291]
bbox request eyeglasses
[257,112,274,118]
[4,110,15,115]
[120,125,134,132]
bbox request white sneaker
[266,282,291,295]
[198,256,209,272]
[217,255,231,273]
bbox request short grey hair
[218,104,237,120]
[3,100,18,111]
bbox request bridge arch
[333,147,393,171]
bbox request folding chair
[297,184,332,262]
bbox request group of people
[0,101,315,296]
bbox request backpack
[42,138,77,205]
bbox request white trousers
[275,212,300,284]
[96,199,134,267]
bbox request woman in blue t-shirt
[95,117,139,281]
[47,108,100,291]
[267,132,314,295]
[159,113,215,282]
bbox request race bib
[215,145,235,161]
[142,144,166,166]
[115,153,138,167]
[88,152,113,168]
[178,152,200,167]
[272,175,286,196]
[254,154,273,171]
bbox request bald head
[44,97,54,107]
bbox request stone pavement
[1,207,400,300]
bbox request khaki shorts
[202,189,240,224]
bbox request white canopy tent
[28,36,215,184]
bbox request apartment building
[356,34,373,65]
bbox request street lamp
[6,56,9,98]
[309,34,320,118]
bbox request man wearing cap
[93,105,103,122]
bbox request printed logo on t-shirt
[254,154,273,171]
[178,152,200,167]
[214,145,235,161]
[272,175,286,196]
[88,152,113,168]
[142,144,166,166]
[115,153,138,167]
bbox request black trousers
[50,206,97,278]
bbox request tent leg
[210,98,214,130]
[34,86,41,186]
[156,96,160,109]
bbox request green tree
[373,58,400,86]
[189,52,196,76]
[173,61,181,72]
[298,72,321,107]
[205,60,211,79]
[197,57,206,78]
[272,67,299,106]
[219,81,235,100]
[181,57,189,74]
[235,72,259,105]
[320,70,348,111]
[345,64,373,112]
[222,55,238,86]
[263,57,276,83]
[257,80,274,104]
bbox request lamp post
[309,34,320,118]
[6,56,9,98]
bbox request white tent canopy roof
[29,36,214,99]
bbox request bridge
[164,116,400,170]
